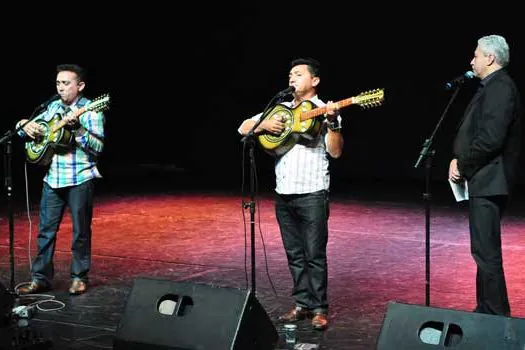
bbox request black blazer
[453,69,522,197]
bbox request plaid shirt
[18,96,105,188]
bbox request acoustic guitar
[25,94,110,166]
[257,88,384,156]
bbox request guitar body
[26,114,73,166]
[257,101,322,157]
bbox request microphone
[276,86,295,97]
[445,71,475,90]
[37,93,60,109]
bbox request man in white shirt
[238,58,344,330]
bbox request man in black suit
[449,34,522,316]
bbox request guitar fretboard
[300,97,355,121]
[51,108,86,133]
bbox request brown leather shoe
[17,281,49,295]
[278,307,313,322]
[69,280,87,295]
[312,313,328,330]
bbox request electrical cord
[24,161,34,271]
[13,283,66,314]
[240,140,278,297]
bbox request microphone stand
[1,130,15,293]
[414,84,463,306]
[240,90,289,297]
[0,102,47,294]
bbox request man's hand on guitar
[20,119,44,139]
[63,115,81,130]
[262,116,285,135]
[324,100,339,121]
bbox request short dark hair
[56,64,86,82]
[290,58,321,78]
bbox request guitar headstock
[87,93,111,113]
[354,88,384,109]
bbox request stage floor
[1,180,525,349]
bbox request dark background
[1,4,524,199]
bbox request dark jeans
[469,195,510,316]
[275,190,329,314]
[31,180,95,286]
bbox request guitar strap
[76,96,89,108]
[60,96,88,117]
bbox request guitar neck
[300,97,355,121]
[52,107,86,132]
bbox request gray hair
[478,35,510,67]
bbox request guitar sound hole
[32,125,50,147]
[35,134,46,144]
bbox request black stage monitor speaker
[113,277,278,350]
[376,301,525,349]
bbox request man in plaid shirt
[16,64,105,295]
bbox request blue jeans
[275,190,329,314]
[31,180,95,286]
